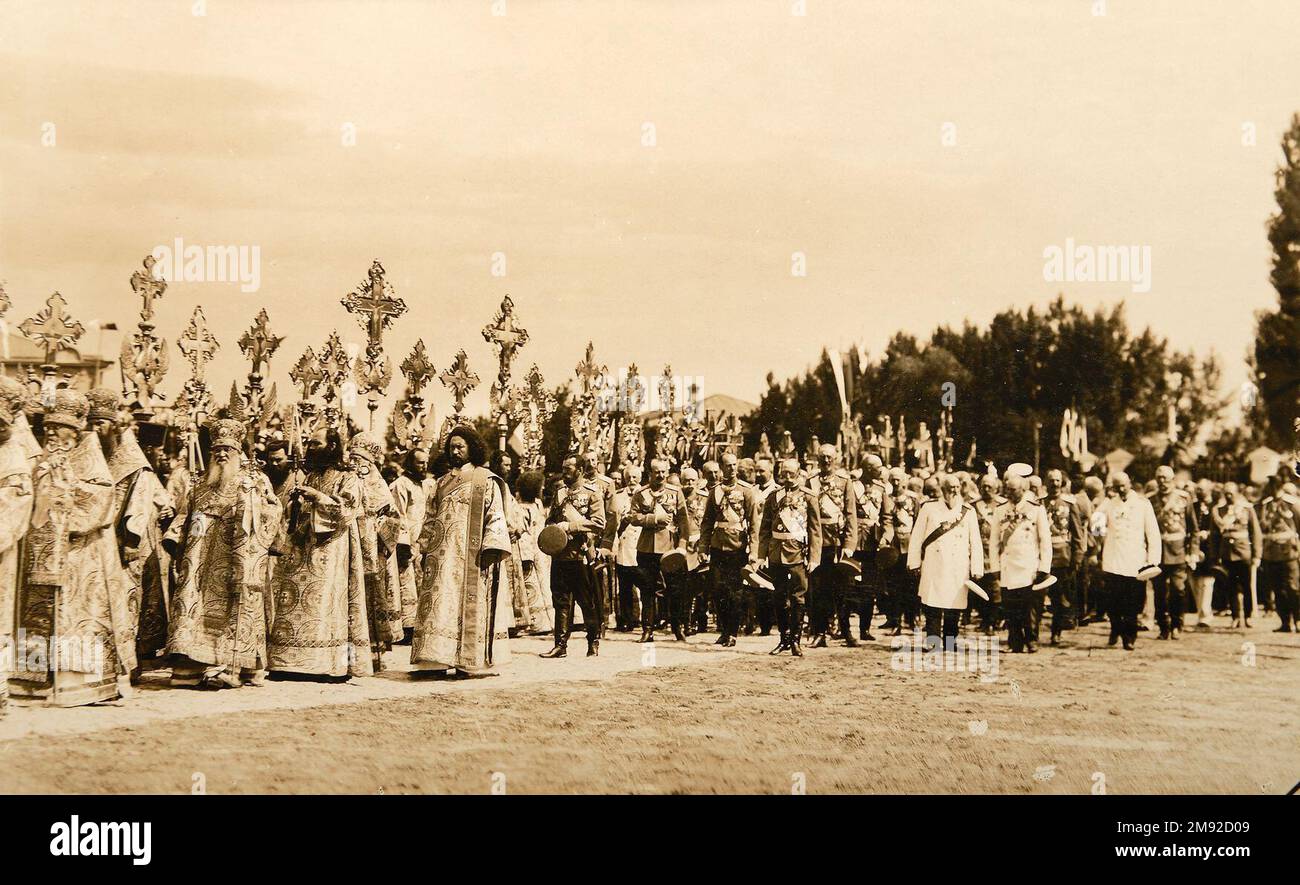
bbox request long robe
[411,464,512,673]
[388,473,426,628]
[356,465,404,647]
[511,496,553,633]
[11,432,137,706]
[268,468,372,677]
[0,435,34,711]
[166,470,282,677]
[107,430,174,661]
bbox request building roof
[641,392,757,422]
[0,333,112,367]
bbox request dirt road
[2,619,1296,794]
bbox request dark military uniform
[805,470,859,644]
[758,484,822,653]
[745,479,779,634]
[699,478,760,645]
[627,481,692,640]
[544,479,607,655]
[684,484,710,632]
[1256,490,1300,629]
[1214,498,1261,622]
[971,494,1004,633]
[588,470,618,635]
[852,475,894,639]
[1149,487,1198,636]
[1040,491,1085,640]
[886,488,921,631]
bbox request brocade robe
[107,430,174,660]
[11,433,136,706]
[166,470,282,675]
[388,473,427,628]
[411,464,512,673]
[357,465,404,646]
[0,435,34,710]
[268,468,371,677]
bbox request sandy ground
[1,615,1297,794]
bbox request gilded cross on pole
[178,306,218,385]
[398,339,436,445]
[130,254,167,323]
[122,255,172,420]
[509,363,555,470]
[20,291,85,394]
[342,260,407,347]
[317,332,353,425]
[238,309,283,425]
[290,347,324,402]
[342,260,407,430]
[176,306,219,467]
[482,295,528,451]
[438,349,479,442]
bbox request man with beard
[11,390,136,706]
[87,388,175,671]
[758,458,821,656]
[540,454,606,658]
[627,458,691,641]
[908,473,984,652]
[262,438,294,496]
[1041,468,1085,645]
[1149,465,1200,640]
[806,444,859,648]
[412,426,513,674]
[166,419,282,688]
[348,430,404,667]
[268,422,372,679]
[388,446,429,639]
[1095,471,1163,650]
[699,452,761,647]
[0,377,34,714]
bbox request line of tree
[745,296,1230,478]
[1253,112,1300,450]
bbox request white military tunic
[907,498,983,610]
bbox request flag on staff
[828,348,849,418]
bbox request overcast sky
[2,0,1297,425]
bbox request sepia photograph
[0,0,1293,867]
